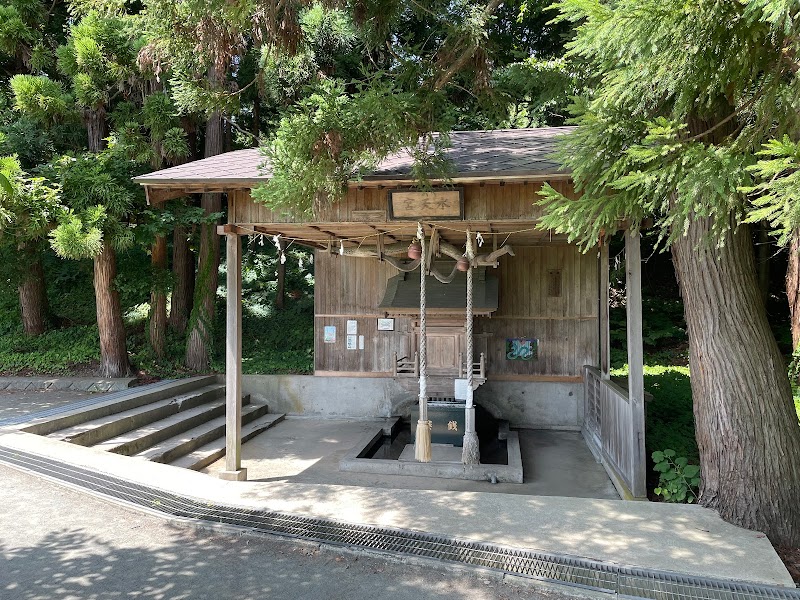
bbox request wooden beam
[145,187,189,205]
[217,224,246,235]
[220,233,246,481]
[600,239,611,379]
[625,229,646,498]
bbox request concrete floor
[0,389,98,420]
[1,463,561,600]
[203,417,620,499]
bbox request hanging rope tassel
[462,229,480,465]
[415,222,432,463]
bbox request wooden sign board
[388,188,464,220]
[351,210,387,222]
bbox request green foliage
[46,150,144,259]
[9,75,73,124]
[56,11,138,109]
[652,449,701,504]
[253,78,450,214]
[0,157,63,245]
[0,3,38,58]
[745,136,800,246]
[0,116,56,167]
[537,1,800,250]
[491,58,581,128]
[0,275,99,373]
[612,362,697,463]
[0,323,100,374]
[610,298,686,349]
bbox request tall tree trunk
[185,191,221,371]
[94,240,131,378]
[672,216,800,547]
[149,235,167,357]
[87,105,107,152]
[276,238,286,310]
[787,229,800,351]
[87,102,129,376]
[18,248,48,336]
[169,225,195,334]
[185,65,225,371]
[757,223,769,311]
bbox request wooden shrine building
[134,128,647,498]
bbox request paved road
[0,464,571,600]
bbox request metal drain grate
[0,380,177,428]
[0,445,797,600]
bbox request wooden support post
[220,233,246,481]
[625,229,646,498]
[600,239,611,379]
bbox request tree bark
[787,229,800,351]
[169,225,195,334]
[276,239,286,310]
[185,66,225,371]
[18,249,48,336]
[757,224,769,311]
[149,234,167,358]
[185,191,221,371]
[672,216,800,547]
[86,105,107,152]
[94,240,131,378]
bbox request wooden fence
[583,365,646,499]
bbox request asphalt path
[0,463,575,600]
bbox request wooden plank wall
[228,180,577,225]
[313,245,598,378]
[475,244,597,378]
[229,181,596,379]
[314,251,414,374]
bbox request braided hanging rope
[462,228,480,464]
[415,221,432,462]
[465,229,474,408]
[418,222,427,414]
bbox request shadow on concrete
[0,521,535,600]
[207,418,619,500]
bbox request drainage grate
[0,444,797,600]
[0,380,176,428]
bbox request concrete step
[91,393,252,456]
[49,384,226,447]
[23,376,218,436]
[134,403,274,465]
[170,412,285,471]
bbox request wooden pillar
[625,229,646,497]
[599,239,611,379]
[220,233,246,481]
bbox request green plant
[652,449,701,503]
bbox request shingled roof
[133,126,573,188]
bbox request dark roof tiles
[134,127,573,185]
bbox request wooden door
[414,320,465,376]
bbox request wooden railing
[583,365,646,499]
[392,352,419,377]
[458,352,486,379]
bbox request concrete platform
[0,427,793,588]
[204,417,617,497]
[399,443,462,462]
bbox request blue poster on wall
[506,338,538,361]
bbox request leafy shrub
[652,449,701,503]
[0,324,100,374]
[610,298,686,349]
